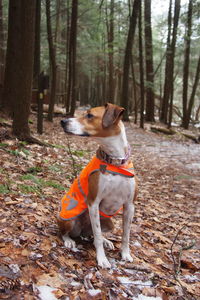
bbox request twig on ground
[170,224,195,299]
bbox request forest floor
[0,110,200,300]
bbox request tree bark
[66,0,78,116]
[46,0,57,122]
[138,0,145,129]
[160,0,180,125]
[160,0,172,123]
[2,0,36,139]
[107,0,114,103]
[120,0,140,120]
[182,0,193,128]
[33,0,41,89]
[144,0,155,122]
[0,0,5,91]
[167,0,181,127]
[184,54,200,128]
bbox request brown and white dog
[58,103,137,268]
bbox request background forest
[0,0,199,140]
[0,1,200,299]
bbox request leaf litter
[0,114,200,299]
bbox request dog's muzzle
[61,119,68,129]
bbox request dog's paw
[63,235,76,249]
[103,238,114,250]
[121,250,133,262]
[97,255,111,269]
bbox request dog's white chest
[98,173,135,216]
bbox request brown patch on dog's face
[77,103,125,137]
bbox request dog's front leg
[121,202,134,262]
[88,202,111,268]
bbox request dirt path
[0,117,199,299]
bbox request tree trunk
[33,0,41,89]
[120,0,140,120]
[144,0,155,122]
[107,0,114,103]
[2,0,36,139]
[167,0,181,127]
[69,0,78,116]
[0,0,5,100]
[46,0,57,122]
[160,0,172,123]
[184,54,200,129]
[182,0,193,128]
[64,0,70,110]
[161,0,180,125]
[138,0,145,129]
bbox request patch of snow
[36,285,57,300]
[183,274,199,282]
[71,247,80,252]
[124,268,137,275]
[87,289,101,296]
[134,295,162,300]
[9,264,20,274]
[133,240,142,247]
[70,280,82,289]
[186,163,200,169]
[118,276,135,284]
[118,277,152,288]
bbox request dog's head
[61,103,125,137]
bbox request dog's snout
[61,119,67,129]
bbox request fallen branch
[181,132,199,144]
[170,225,195,298]
[151,126,176,135]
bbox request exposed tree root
[16,134,51,147]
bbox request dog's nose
[61,119,67,128]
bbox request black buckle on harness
[100,164,107,174]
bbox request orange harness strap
[59,156,134,221]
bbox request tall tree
[0,0,4,98]
[2,0,36,139]
[138,0,145,129]
[66,0,78,116]
[161,0,181,125]
[107,0,115,103]
[33,0,41,89]
[144,0,155,122]
[168,0,181,127]
[160,0,172,123]
[184,54,200,129]
[182,0,193,128]
[120,0,140,120]
[46,0,57,122]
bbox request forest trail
[0,116,200,299]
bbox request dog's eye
[86,113,94,119]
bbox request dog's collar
[96,145,131,166]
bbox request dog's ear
[102,103,125,128]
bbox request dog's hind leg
[57,217,77,248]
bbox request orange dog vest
[59,156,134,220]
